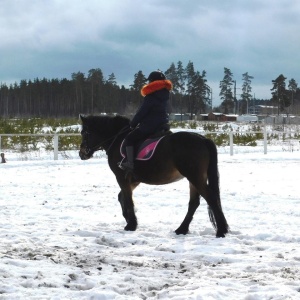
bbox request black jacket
[130,80,171,134]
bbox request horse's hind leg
[177,177,228,237]
[205,189,228,238]
[175,183,200,235]
[192,181,228,238]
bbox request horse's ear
[79,114,85,122]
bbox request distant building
[263,115,300,125]
[237,115,259,123]
[169,113,193,121]
[199,114,208,121]
[226,114,239,122]
[200,112,237,122]
[208,112,227,122]
[248,105,278,115]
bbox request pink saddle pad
[120,136,165,161]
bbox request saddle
[120,129,172,161]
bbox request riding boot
[121,146,134,172]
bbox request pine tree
[176,61,186,95]
[130,71,147,92]
[129,71,147,112]
[185,61,208,117]
[176,61,186,118]
[87,68,104,113]
[219,68,234,114]
[271,74,290,114]
[71,72,86,113]
[107,73,117,86]
[165,63,179,93]
[241,72,254,114]
[288,78,298,107]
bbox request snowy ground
[0,150,299,299]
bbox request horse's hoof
[124,223,137,231]
[175,228,189,235]
[216,232,226,238]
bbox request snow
[0,150,300,299]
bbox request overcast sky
[1,0,300,104]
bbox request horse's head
[79,115,102,160]
[79,114,131,160]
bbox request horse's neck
[105,129,128,155]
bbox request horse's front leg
[118,191,127,220]
[117,182,139,231]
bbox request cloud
[1,0,300,102]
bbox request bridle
[80,125,130,156]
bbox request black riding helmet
[147,70,166,82]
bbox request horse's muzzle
[79,147,93,160]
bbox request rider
[119,70,172,174]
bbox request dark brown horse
[79,115,229,237]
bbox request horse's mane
[83,114,130,133]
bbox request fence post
[0,135,1,153]
[264,126,267,154]
[229,132,233,156]
[54,134,59,160]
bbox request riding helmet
[147,70,166,82]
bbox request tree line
[218,68,300,115]
[0,61,299,118]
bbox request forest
[0,61,299,118]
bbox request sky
[1,0,300,105]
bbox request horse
[79,114,229,237]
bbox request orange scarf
[141,80,172,97]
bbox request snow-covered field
[0,149,300,299]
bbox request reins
[105,125,131,154]
[85,125,130,155]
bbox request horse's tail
[205,138,229,237]
[206,139,220,200]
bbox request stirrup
[118,158,126,170]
